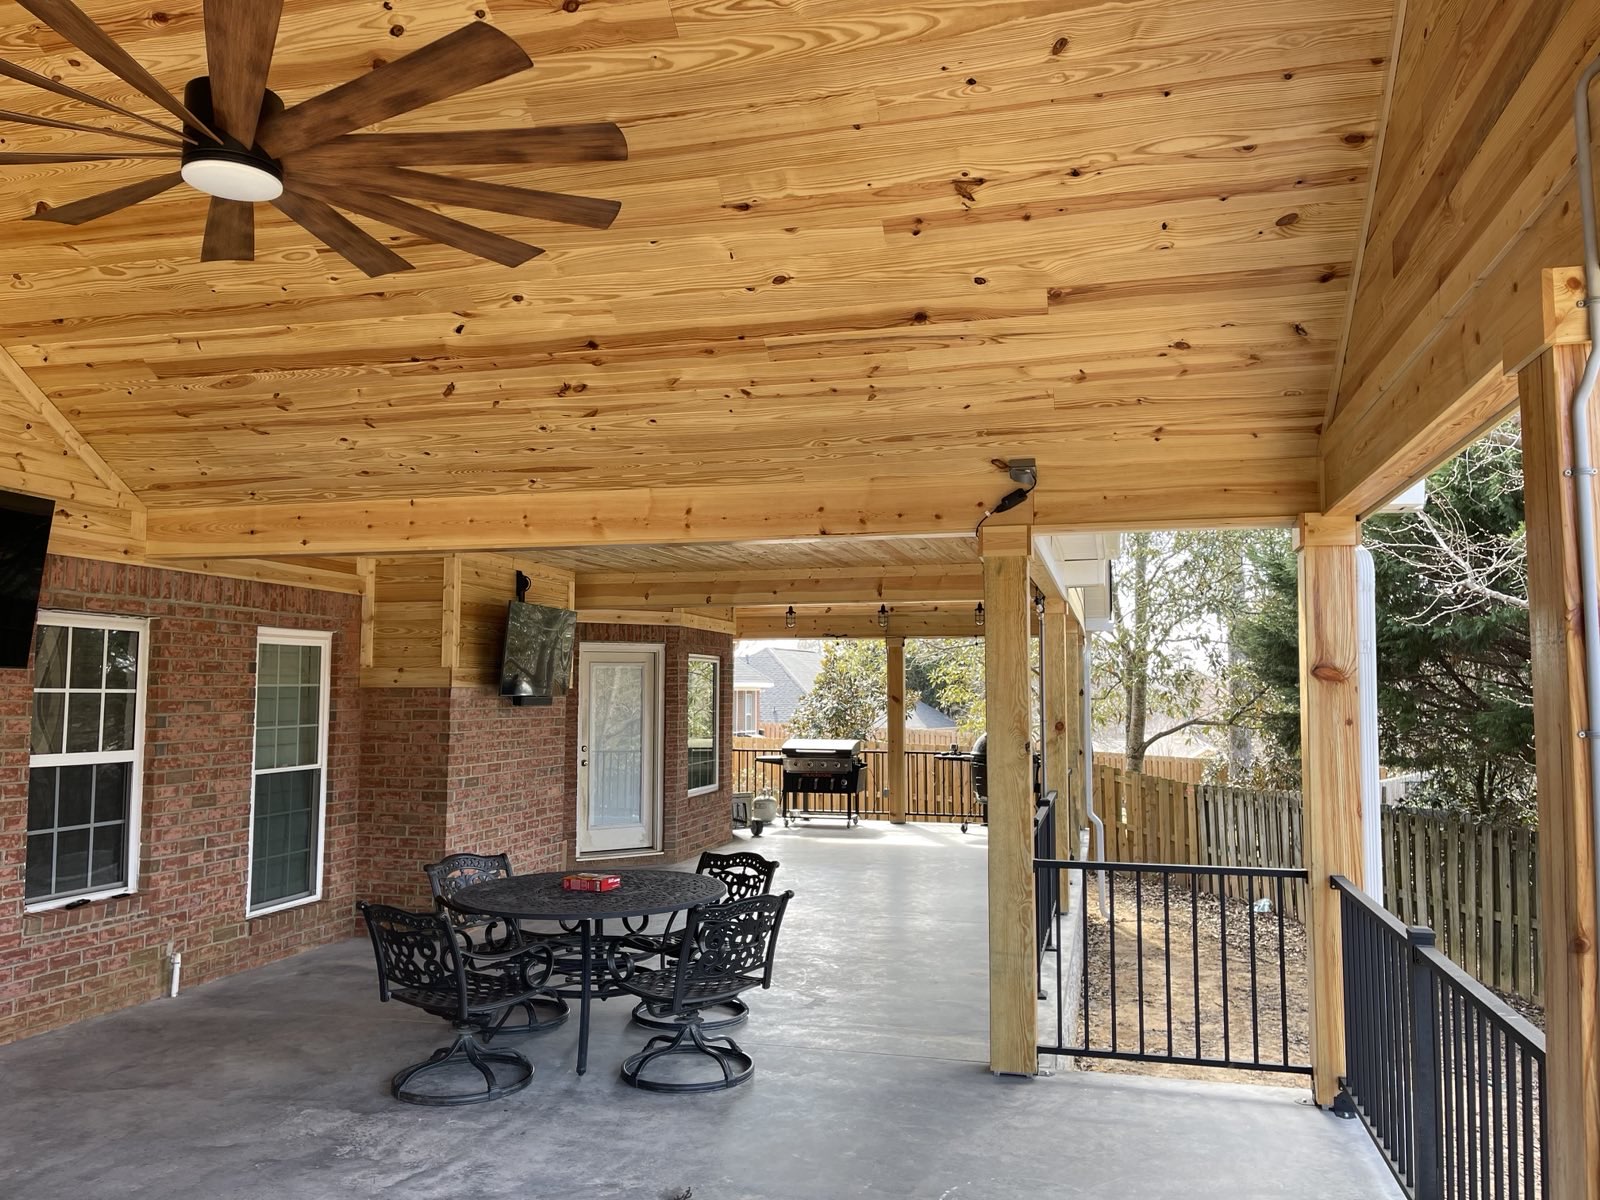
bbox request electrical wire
[974,466,1038,536]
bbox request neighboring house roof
[733,659,774,690]
[871,700,959,734]
[734,647,823,723]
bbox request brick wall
[0,557,363,1045]
[443,686,567,873]
[0,560,736,1046]
[563,623,734,868]
[357,688,449,910]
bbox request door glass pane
[589,662,644,828]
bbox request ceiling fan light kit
[0,0,626,276]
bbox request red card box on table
[562,872,622,892]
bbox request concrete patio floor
[0,821,1400,1199]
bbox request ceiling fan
[0,0,626,276]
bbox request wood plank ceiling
[0,0,1391,549]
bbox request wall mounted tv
[0,490,53,670]
[499,601,577,706]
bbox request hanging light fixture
[785,605,797,629]
[877,604,890,630]
[974,602,985,627]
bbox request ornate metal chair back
[359,902,470,1023]
[424,851,515,936]
[695,850,779,902]
[672,890,794,1012]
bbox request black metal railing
[1034,794,1059,988]
[1036,859,1312,1074]
[1334,876,1546,1200]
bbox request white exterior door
[577,644,663,855]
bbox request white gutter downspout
[1570,58,1600,974]
[1081,636,1109,916]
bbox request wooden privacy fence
[1093,764,1544,1005]
[731,746,979,824]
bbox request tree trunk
[1124,537,1150,773]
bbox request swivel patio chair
[615,890,794,1093]
[626,849,780,1032]
[359,902,551,1106]
[424,851,570,1033]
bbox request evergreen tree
[1236,421,1533,819]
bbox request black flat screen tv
[0,491,53,670]
[498,601,577,706]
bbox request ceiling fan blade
[14,0,219,140]
[204,0,282,147]
[0,58,186,140]
[292,124,628,169]
[0,150,178,163]
[0,107,181,147]
[24,170,181,224]
[202,197,254,261]
[290,180,543,268]
[290,162,620,229]
[256,23,531,159]
[272,190,413,278]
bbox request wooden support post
[1297,512,1364,1109]
[1064,609,1086,844]
[982,524,1037,1076]
[1519,343,1600,1200]
[1042,601,1074,862]
[886,636,908,824]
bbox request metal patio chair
[625,849,780,1032]
[615,890,794,1093]
[424,851,571,1033]
[359,902,552,1106]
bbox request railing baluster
[1135,868,1146,1056]
[1277,873,1289,1066]
[1163,870,1173,1058]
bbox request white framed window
[735,690,759,736]
[26,612,149,910]
[247,628,333,918]
[686,654,719,795]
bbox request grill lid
[779,737,864,755]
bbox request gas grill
[756,737,867,827]
[944,733,1043,833]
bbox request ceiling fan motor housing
[179,77,285,202]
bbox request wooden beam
[1518,343,1600,1200]
[886,637,908,826]
[736,603,982,640]
[139,461,1319,560]
[1321,0,1408,431]
[581,608,738,635]
[440,553,462,673]
[356,556,376,669]
[0,345,140,510]
[981,523,1036,1076]
[1324,158,1585,516]
[1297,512,1365,1108]
[575,564,983,609]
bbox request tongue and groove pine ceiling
[0,0,1391,548]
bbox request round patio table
[446,869,726,1075]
